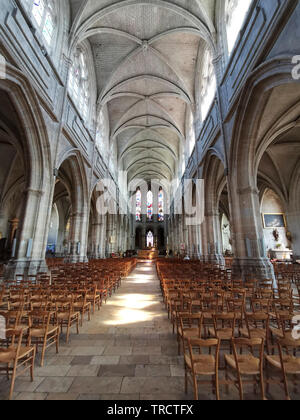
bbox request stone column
[230,186,274,280]
[6,186,53,277]
[91,220,103,259]
[286,210,300,261]
[177,215,184,255]
[188,225,200,259]
[200,212,224,265]
[68,210,88,263]
[106,215,114,256]
[99,215,107,258]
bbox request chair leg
[56,332,59,354]
[260,372,266,401]
[41,338,47,367]
[282,371,291,401]
[237,373,244,401]
[215,374,220,401]
[185,365,188,394]
[66,321,71,344]
[193,375,199,401]
[30,351,35,382]
[9,364,17,401]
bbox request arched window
[147,191,153,222]
[226,0,252,56]
[23,0,56,47]
[68,49,90,121]
[136,188,142,222]
[158,188,164,222]
[200,50,216,122]
[96,108,109,158]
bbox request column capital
[205,211,220,218]
[71,212,85,218]
[25,188,44,197]
[237,186,259,196]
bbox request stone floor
[0,261,299,400]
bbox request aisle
[0,261,191,400]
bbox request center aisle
[5,261,193,401]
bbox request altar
[270,249,293,261]
[138,249,159,260]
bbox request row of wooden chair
[0,258,137,399]
[157,260,300,400]
[184,335,300,401]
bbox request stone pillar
[201,212,224,265]
[91,221,103,259]
[177,215,184,255]
[230,186,274,280]
[68,211,88,263]
[6,187,52,277]
[106,215,114,256]
[188,225,200,259]
[286,210,300,261]
[99,215,107,258]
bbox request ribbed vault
[69,0,218,185]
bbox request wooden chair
[224,338,265,400]
[184,338,220,400]
[55,299,80,344]
[210,312,236,343]
[72,292,91,327]
[0,311,20,331]
[29,311,59,367]
[86,286,101,314]
[269,312,295,350]
[265,337,300,400]
[178,313,203,355]
[170,297,186,335]
[251,298,272,314]
[226,297,245,328]
[0,329,35,400]
[201,297,219,338]
[240,312,270,342]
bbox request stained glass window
[136,188,142,222]
[147,191,153,222]
[68,50,90,121]
[158,188,164,222]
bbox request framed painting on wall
[263,213,286,229]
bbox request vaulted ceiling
[69,0,218,185]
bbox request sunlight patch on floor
[104,293,162,325]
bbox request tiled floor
[0,261,299,400]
